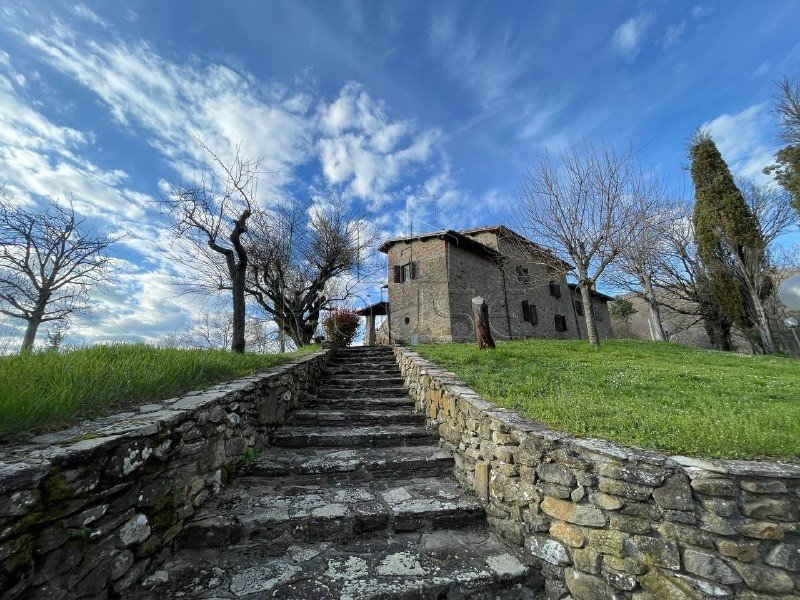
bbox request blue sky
[0,1,798,346]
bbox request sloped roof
[378,229,502,260]
[379,224,569,269]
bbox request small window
[515,265,531,284]
[593,305,603,322]
[521,300,530,322]
[404,317,410,325]
[393,261,418,283]
[549,281,561,298]
[574,300,584,317]
[554,314,567,332]
[529,304,538,325]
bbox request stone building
[368,225,612,344]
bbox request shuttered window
[393,262,418,283]
[554,314,567,332]
[529,304,538,325]
[574,300,584,316]
[549,281,561,298]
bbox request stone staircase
[130,346,542,599]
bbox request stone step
[305,396,415,410]
[289,408,425,427]
[272,425,438,448]
[313,386,409,399]
[141,526,542,599]
[177,475,486,551]
[241,446,453,478]
[322,367,401,378]
[326,360,399,370]
[314,376,405,389]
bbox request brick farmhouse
[363,225,613,345]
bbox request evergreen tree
[690,131,775,353]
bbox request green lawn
[0,344,314,439]
[414,340,800,461]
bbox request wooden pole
[472,296,496,350]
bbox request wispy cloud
[72,3,109,28]
[662,21,686,49]
[612,15,652,59]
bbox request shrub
[323,309,361,347]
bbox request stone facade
[382,226,612,344]
[394,345,800,599]
[0,351,329,599]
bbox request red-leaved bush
[323,309,361,347]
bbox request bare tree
[722,179,796,354]
[514,141,658,347]
[165,144,261,353]
[246,195,377,348]
[775,76,800,145]
[609,178,675,341]
[164,308,279,352]
[0,195,118,351]
[654,208,735,350]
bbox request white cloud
[612,16,652,59]
[703,103,777,182]
[662,21,686,49]
[5,17,457,345]
[427,6,525,108]
[751,61,772,79]
[72,3,109,28]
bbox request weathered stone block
[657,522,713,548]
[715,539,761,562]
[586,528,627,557]
[740,480,787,494]
[565,567,622,600]
[537,463,576,487]
[528,535,571,565]
[599,462,665,487]
[733,561,795,594]
[740,497,797,521]
[690,478,737,497]
[738,520,784,540]
[765,543,800,572]
[598,477,653,501]
[572,547,602,574]
[541,496,606,527]
[474,461,489,501]
[549,521,585,548]
[589,491,623,511]
[682,548,741,584]
[653,474,693,511]
[624,535,680,570]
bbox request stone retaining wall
[0,350,329,599]
[394,346,800,599]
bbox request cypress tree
[689,131,766,349]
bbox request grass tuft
[414,339,800,461]
[0,343,314,439]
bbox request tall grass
[0,344,312,439]
[415,339,800,460]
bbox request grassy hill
[0,344,313,439]
[414,339,800,461]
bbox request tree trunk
[231,269,246,353]
[21,316,43,352]
[643,277,667,341]
[750,291,775,354]
[472,297,496,350]
[579,285,600,348]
